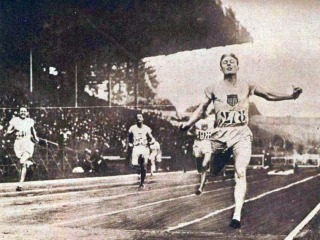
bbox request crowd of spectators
[6,90,317,179]
[0,93,194,177]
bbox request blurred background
[0,0,319,181]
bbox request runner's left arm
[31,125,39,143]
[147,131,155,145]
[254,85,302,101]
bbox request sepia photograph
[0,0,319,239]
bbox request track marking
[0,178,230,202]
[0,177,235,206]
[166,174,320,231]
[0,170,199,192]
[53,186,232,227]
[0,171,192,196]
[54,193,193,226]
[10,177,270,212]
[285,202,320,240]
[167,230,287,239]
[33,183,233,211]
[52,177,270,226]
[0,170,231,198]
[101,228,287,239]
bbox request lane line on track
[52,177,271,226]
[33,184,233,211]
[11,177,268,212]
[284,202,320,240]
[53,193,193,226]
[102,228,287,239]
[0,170,232,198]
[53,186,233,227]
[166,174,320,231]
[3,171,268,203]
[0,173,189,197]
[0,177,234,205]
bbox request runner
[128,113,155,189]
[5,107,39,191]
[180,53,302,229]
[148,139,161,177]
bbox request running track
[0,169,319,239]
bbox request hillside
[250,115,320,150]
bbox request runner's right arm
[127,130,134,148]
[180,96,212,131]
[4,122,16,137]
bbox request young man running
[148,139,161,177]
[189,117,215,195]
[128,113,155,189]
[5,107,39,191]
[180,53,302,229]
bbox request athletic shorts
[149,150,162,165]
[193,140,211,158]
[131,145,150,166]
[14,138,35,162]
[210,135,252,173]
[211,126,253,148]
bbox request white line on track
[0,177,234,206]
[54,193,194,227]
[166,174,320,231]
[4,172,268,204]
[52,177,271,226]
[285,202,320,240]
[32,183,234,211]
[53,185,233,227]
[9,178,268,220]
[0,171,198,188]
[54,187,232,226]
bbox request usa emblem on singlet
[227,94,238,107]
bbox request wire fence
[0,140,79,181]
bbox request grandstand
[1,99,318,181]
[0,0,255,182]
[0,104,196,180]
[0,1,319,239]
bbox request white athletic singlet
[9,117,35,139]
[194,118,215,141]
[150,141,160,151]
[205,80,256,146]
[128,124,152,146]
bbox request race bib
[134,137,148,146]
[216,110,247,127]
[197,130,212,140]
[16,131,27,138]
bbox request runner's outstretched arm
[254,85,302,101]
[180,97,212,131]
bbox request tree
[0,0,252,107]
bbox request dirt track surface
[0,170,319,239]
